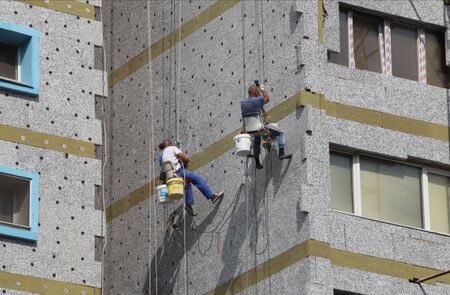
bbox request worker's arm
[261,88,270,105]
[176,151,190,168]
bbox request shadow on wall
[214,149,292,294]
[144,199,222,295]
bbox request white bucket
[156,184,172,204]
[233,134,252,157]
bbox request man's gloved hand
[259,84,265,91]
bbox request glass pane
[0,42,18,80]
[0,189,13,223]
[426,30,449,88]
[14,184,30,226]
[0,173,30,227]
[391,23,418,81]
[353,13,382,73]
[360,156,422,228]
[330,152,353,213]
[328,9,349,66]
[428,173,450,234]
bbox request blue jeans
[253,126,286,158]
[176,169,214,205]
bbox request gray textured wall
[103,0,450,294]
[0,0,104,294]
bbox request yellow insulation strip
[106,91,450,222]
[205,240,450,294]
[0,124,96,158]
[108,0,241,88]
[105,181,153,222]
[17,0,95,20]
[317,0,325,43]
[0,271,101,295]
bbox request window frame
[0,166,39,241]
[0,22,40,96]
[330,149,450,236]
[329,7,448,88]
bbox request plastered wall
[0,0,104,294]
[103,0,450,294]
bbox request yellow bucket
[167,177,185,200]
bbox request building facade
[1,0,450,294]
[0,0,104,294]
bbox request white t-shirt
[161,146,182,171]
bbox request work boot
[185,204,197,217]
[255,157,264,169]
[279,148,292,160]
[211,191,224,203]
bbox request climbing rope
[260,2,272,292]
[254,1,273,293]
[146,0,158,294]
[98,4,108,295]
[191,158,247,257]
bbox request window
[391,23,418,81]
[0,22,40,96]
[330,152,353,212]
[425,30,449,88]
[0,42,18,80]
[360,155,422,228]
[428,174,450,234]
[353,13,382,73]
[330,150,450,234]
[0,166,39,241]
[329,8,449,88]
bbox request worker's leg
[253,134,261,158]
[184,181,195,205]
[176,169,195,205]
[268,125,291,159]
[182,169,214,200]
[268,125,285,149]
[253,134,263,169]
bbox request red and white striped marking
[348,10,355,68]
[384,20,392,75]
[418,28,427,83]
[378,23,386,74]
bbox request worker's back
[240,96,264,117]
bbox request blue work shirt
[240,96,264,117]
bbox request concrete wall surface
[0,0,104,293]
[102,0,450,294]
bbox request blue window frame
[0,166,39,241]
[0,22,40,96]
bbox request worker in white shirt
[159,139,224,216]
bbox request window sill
[0,76,39,96]
[332,209,450,238]
[0,76,32,88]
[0,220,31,230]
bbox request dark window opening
[0,42,18,81]
[391,23,418,81]
[0,173,30,228]
[334,290,364,295]
[353,13,382,73]
[426,30,449,88]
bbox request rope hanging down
[147,0,158,294]
[254,1,272,293]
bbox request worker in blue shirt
[240,82,292,169]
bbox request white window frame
[331,149,450,236]
[17,45,21,82]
